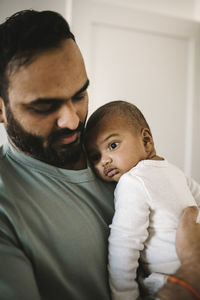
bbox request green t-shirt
[0,142,114,300]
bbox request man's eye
[72,93,86,102]
[30,103,59,114]
[109,142,119,150]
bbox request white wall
[94,0,200,21]
[194,0,200,20]
[0,0,68,23]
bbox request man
[0,10,199,300]
[0,10,114,300]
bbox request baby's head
[84,100,157,182]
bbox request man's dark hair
[0,9,75,103]
[85,100,150,139]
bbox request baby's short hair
[85,100,150,136]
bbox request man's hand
[157,206,200,300]
[176,206,200,264]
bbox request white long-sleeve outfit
[108,159,200,300]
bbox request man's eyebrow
[27,79,90,105]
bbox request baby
[84,100,200,300]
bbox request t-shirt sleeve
[108,173,150,300]
[0,200,41,300]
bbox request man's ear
[0,97,5,123]
[141,128,154,152]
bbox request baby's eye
[109,142,119,150]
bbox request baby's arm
[108,174,150,300]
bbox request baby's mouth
[105,167,119,178]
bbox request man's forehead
[7,39,88,104]
[8,38,80,73]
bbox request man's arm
[0,203,41,300]
[0,240,41,300]
[157,206,200,300]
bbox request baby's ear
[0,98,5,123]
[141,128,154,151]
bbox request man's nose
[56,102,80,130]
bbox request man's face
[2,39,89,169]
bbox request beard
[4,105,86,168]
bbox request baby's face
[85,116,148,182]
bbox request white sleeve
[186,176,200,207]
[108,173,150,300]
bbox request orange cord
[167,276,200,299]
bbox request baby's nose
[101,154,112,166]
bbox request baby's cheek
[95,167,102,176]
[94,166,103,179]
